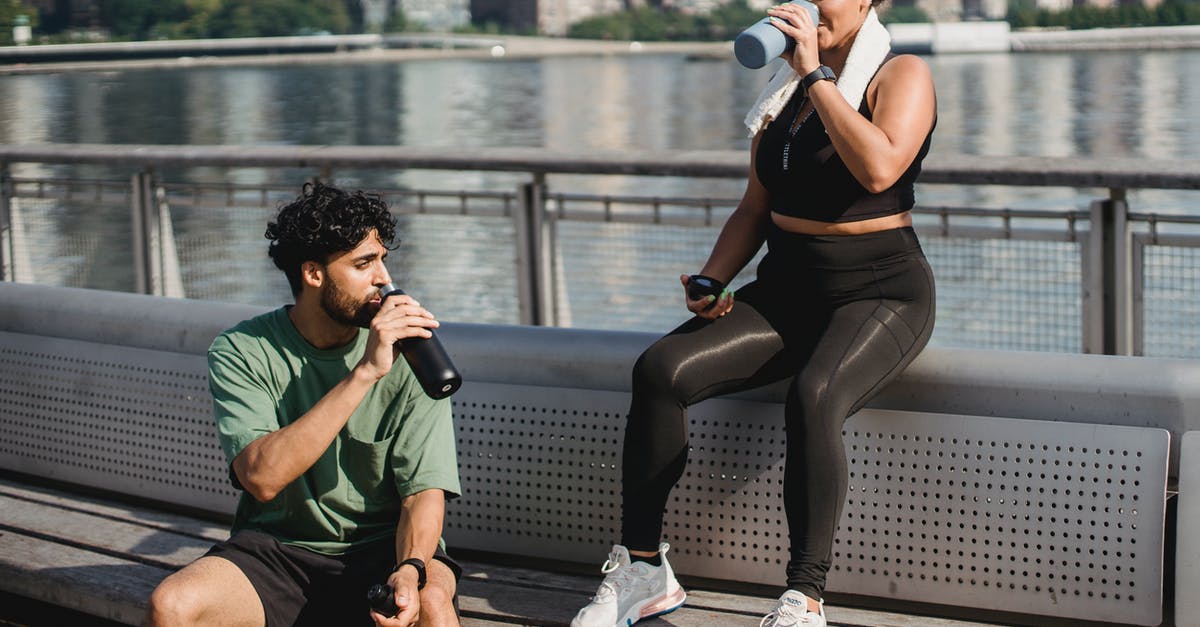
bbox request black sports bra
[754,64,934,224]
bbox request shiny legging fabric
[620,224,935,600]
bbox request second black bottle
[366,583,399,617]
[380,283,463,399]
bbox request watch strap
[392,557,428,590]
[801,65,837,95]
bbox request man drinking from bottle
[144,182,461,627]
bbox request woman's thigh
[636,292,803,405]
[791,295,933,421]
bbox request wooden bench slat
[458,575,754,626]
[0,526,168,624]
[0,470,1008,626]
[0,490,213,569]
[455,558,1006,627]
[0,476,230,542]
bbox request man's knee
[417,584,457,625]
[145,575,203,626]
[417,558,459,626]
[143,556,263,627]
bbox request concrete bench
[1177,431,1200,627]
[1,282,1196,626]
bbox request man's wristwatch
[801,65,837,95]
[392,557,427,590]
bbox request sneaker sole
[622,588,687,626]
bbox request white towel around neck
[742,7,891,137]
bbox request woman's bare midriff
[771,210,912,235]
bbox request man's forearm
[233,365,378,501]
[395,489,447,566]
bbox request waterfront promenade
[2,22,1199,627]
[0,34,733,75]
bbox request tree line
[1,0,416,43]
[1007,0,1200,29]
[3,0,1200,46]
[568,0,1200,40]
[2,0,917,44]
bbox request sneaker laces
[760,611,822,627]
[760,598,821,627]
[593,549,636,601]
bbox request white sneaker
[760,590,826,627]
[570,543,687,627]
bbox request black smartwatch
[801,65,837,96]
[392,558,427,590]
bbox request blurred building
[470,0,634,36]
[396,0,470,31]
[895,0,1009,21]
[473,0,1029,34]
[660,0,724,12]
[28,0,100,28]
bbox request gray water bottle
[734,1,820,69]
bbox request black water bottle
[381,283,462,399]
[366,583,399,617]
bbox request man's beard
[320,277,378,328]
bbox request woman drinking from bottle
[571,1,937,625]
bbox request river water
[4,48,1199,216]
[1,49,1198,351]
[4,50,1200,160]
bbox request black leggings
[620,225,935,600]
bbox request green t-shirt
[208,307,461,555]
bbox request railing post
[131,170,152,294]
[1086,188,1133,355]
[0,164,11,282]
[155,181,185,298]
[514,174,556,326]
[131,169,181,296]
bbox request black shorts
[203,530,462,627]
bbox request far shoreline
[0,35,735,76]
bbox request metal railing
[1,143,1198,357]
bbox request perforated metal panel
[0,328,1172,625]
[0,331,237,515]
[447,382,1169,625]
[448,385,624,559]
[832,409,1166,626]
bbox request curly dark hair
[266,182,398,296]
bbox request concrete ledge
[890,22,1200,54]
[888,22,935,54]
[1012,24,1200,51]
[889,21,1010,54]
